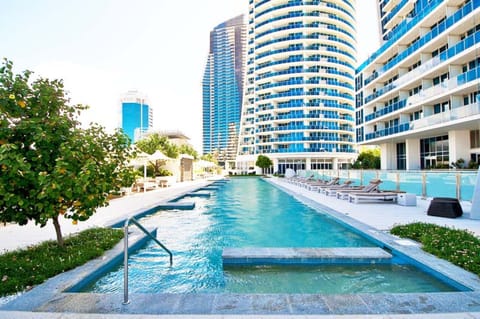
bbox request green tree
[352,149,381,169]
[200,153,218,165]
[135,133,179,176]
[135,133,179,158]
[256,155,273,174]
[0,59,133,246]
[178,144,198,160]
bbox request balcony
[410,103,480,130]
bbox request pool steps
[198,186,220,191]
[222,247,392,265]
[184,191,211,198]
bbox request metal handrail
[123,217,172,305]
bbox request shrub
[391,222,480,276]
[0,228,123,296]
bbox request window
[432,44,448,58]
[409,85,422,96]
[432,72,449,85]
[408,60,421,71]
[471,130,480,148]
[420,135,449,169]
[396,142,406,170]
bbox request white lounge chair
[304,177,339,190]
[348,191,401,204]
[318,180,354,193]
[335,179,383,199]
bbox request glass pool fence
[296,169,478,202]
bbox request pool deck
[1,176,480,318]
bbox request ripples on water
[86,178,456,294]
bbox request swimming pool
[83,178,459,294]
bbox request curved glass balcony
[361,0,478,81]
[364,29,480,103]
[365,122,410,141]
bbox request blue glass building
[121,90,152,143]
[202,15,247,166]
[356,0,480,170]
[236,0,357,174]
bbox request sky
[1,0,380,152]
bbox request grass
[391,222,480,276]
[0,227,123,297]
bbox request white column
[306,158,311,171]
[406,139,421,170]
[380,143,396,170]
[273,158,279,173]
[333,158,339,170]
[449,130,470,166]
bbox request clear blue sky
[1,0,379,152]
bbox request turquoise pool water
[85,178,456,294]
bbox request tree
[256,155,273,174]
[200,153,218,165]
[178,144,198,160]
[135,133,179,176]
[0,59,133,246]
[352,149,381,169]
[136,133,179,159]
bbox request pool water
[84,178,457,294]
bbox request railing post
[123,220,130,305]
[422,172,427,199]
[396,172,400,192]
[456,173,461,200]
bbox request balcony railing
[410,103,480,130]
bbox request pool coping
[1,177,480,315]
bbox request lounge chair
[119,183,135,196]
[318,180,354,193]
[324,179,372,196]
[335,179,382,199]
[288,172,314,185]
[304,177,339,190]
[348,191,401,204]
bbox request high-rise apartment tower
[202,15,247,167]
[356,0,480,169]
[121,90,152,143]
[236,0,357,174]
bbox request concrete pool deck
[1,176,480,318]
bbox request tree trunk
[52,215,64,247]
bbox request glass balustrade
[303,169,478,201]
[361,0,479,82]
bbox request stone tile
[323,294,373,314]
[250,294,291,314]
[288,294,330,314]
[212,294,256,314]
[174,294,215,314]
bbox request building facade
[356,0,480,170]
[236,0,357,174]
[121,90,152,143]
[202,15,247,167]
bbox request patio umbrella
[129,151,150,181]
[149,150,170,161]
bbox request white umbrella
[149,150,170,161]
[129,152,150,183]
